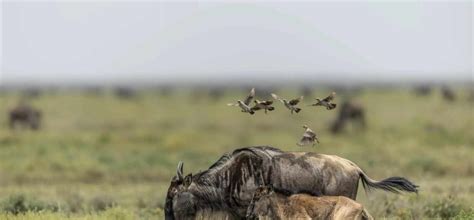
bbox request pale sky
[1,1,472,85]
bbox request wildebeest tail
[359,172,418,194]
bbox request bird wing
[304,129,316,138]
[243,88,255,105]
[261,100,273,105]
[297,136,314,146]
[289,96,304,105]
[322,92,336,102]
[271,93,285,103]
[227,103,238,106]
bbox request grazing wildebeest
[9,103,42,130]
[246,185,373,220]
[22,88,42,98]
[301,86,313,98]
[165,146,418,219]
[413,85,432,96]
[330,101,366,134]
[441,86,456,101]
[114,87,136,99]
[83,86,103,96]
[157,85,174,97]
[208,87,226,101]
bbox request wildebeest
[330,100,366,134]
[413,85,432,96]
[246,185,373,220]
[441,86,456,101]
[300,86,313,98]
[22,88,42,98]
[82,85,104,96]
[9,102,42,130]
[165,146,417,219]
[208,87,226,101]
[114,87,136,99]
[159,85,175,97]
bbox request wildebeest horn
[176,161,184,180]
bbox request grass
[0,87,473,219]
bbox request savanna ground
[0,86,473,219]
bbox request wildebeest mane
[190,146,283,211]
[196,146,282,178]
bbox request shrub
[89,195,116,212]
[63,192,84,213]
[99,207,135,220]
[0,194,58,215]
[424,196,465,219]
[453,209,474,220]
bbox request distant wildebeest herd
[165,146,418,219]
[4,85,471,134]
[1,85,471,219]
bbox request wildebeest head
[165,162,197,220]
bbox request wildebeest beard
[165,146,418,219]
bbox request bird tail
[328,103,337,110]
[268,107,275,111]
[249,111,255,115]
[294,108,301,113]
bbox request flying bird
[227,88,256,114]
[251,100,275,114]
[309,92,337,110]
[297,125,319,147]
[271,93,303,114]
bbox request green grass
[0,87,473,219]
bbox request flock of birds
[227,88,337,147]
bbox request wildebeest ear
[176,161,184,181]
[184,173,193,187]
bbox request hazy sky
[1,1,472,85]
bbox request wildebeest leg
[30,116,40,130]
[358,112,366,129]
[9,118,15,129]
[31,122,39,130]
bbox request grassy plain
[0,87,473,219]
